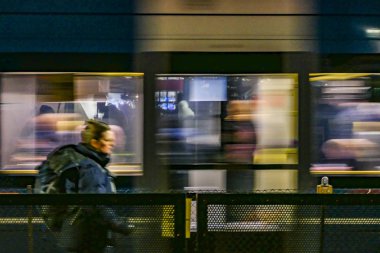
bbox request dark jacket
[37,143,131,252]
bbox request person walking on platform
[35,119,132,253]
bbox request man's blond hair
[81,119,111,144]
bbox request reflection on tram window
[1,73,143,173]
[310,73,380,173]
[155,74,298,165]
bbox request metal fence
[0,193,187,253]
[196,193,380,253]
[1,193,380,253]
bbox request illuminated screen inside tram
[0,73,143,175]
[155,74,298,165]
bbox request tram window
[156,75,225,164]
[155,74,298,165]
[0,73,143,173]
[226,75,298,165]
[310,73,380,174]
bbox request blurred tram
[133,0,314,192]
[1,0,380,192]
[134,0,380,192]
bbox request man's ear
[90,139,100,150]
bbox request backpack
[34,144,85,231]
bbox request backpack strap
[60,166,80,193]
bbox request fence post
[317,177,333,253]
[27,185,34,253]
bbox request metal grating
[0,194,186,253]
[197,194,380,253]
[2,193,380,252]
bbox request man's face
[96,130,116,155]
